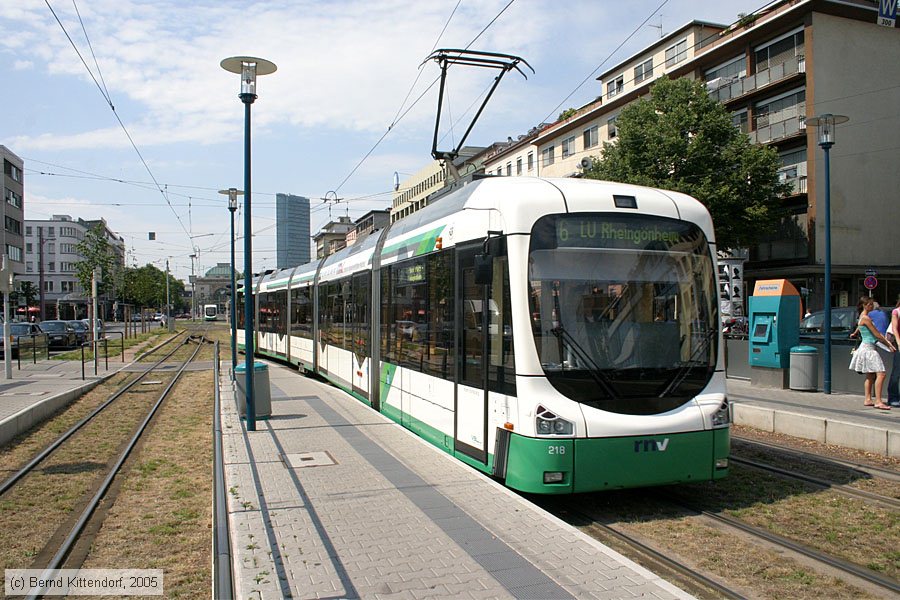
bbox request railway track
[0,333,208,598]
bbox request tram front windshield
[528,213,717,415]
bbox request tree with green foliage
[122,264,185,309]
[18,280,38,310]
[74,224,118,298]
[584,77,790,251]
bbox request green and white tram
[239,177,729,493]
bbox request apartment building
[483,0,899,312]
[345,209,390,247]
[22,215,125,319]
[313,216,354,259]
[1,146,26,276]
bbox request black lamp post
[805,113,848,394]
[219,187,243,378]
[221,56,276,431]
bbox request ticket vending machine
[748,279,800,369]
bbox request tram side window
[273,289,287,335]
[237,294,245,329]
[258,292,270,332]
[318,283,331,345]
[352,273,370,359]
[290,285,312,339]
[322,280,349,349]
[488,256,516,395]
[380,250,454,378]
[424,251,454,380]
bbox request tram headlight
[711,399,730,428]
[536,405,574,436]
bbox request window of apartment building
[4,216,21,235]
[732,109,749,134]
[48,227,55,237]
[47,242,55,254]
[25,226,31,236]
[705,55,746,84]
[26,262,33,273]
[583,125,598,149]
[7,245,22,262]
[634,58,653,83]
[755,27,803,72]
[506,162,512,176]
[61,281,75,293]
[5,189,21,209]
[60,226,77,237]
[60,243,77,254]
[25,243,32,254]
[754,88,805,129]
[48,262,55,272]
[527,152,534,171]
[61,262,75,272]
[516,157,522,175]
[561,136,576,159]
[606,75,624,98]
[607,117,618,140]
[4,161,22,182]
[496,167,502,176]
[44,281,53,292]
[665,38,688,68]
[541,146,555,167]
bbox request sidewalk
[0,332,179,447]
[727,377,899,457]
[221,363,695,600]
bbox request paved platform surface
[220,363,694,600]
[727,377,900,457]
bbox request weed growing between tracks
[81,370,213,598]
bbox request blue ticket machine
[748,280,800,368]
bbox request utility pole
[92,267,100,375]
[166,260,173,332]
[38,227,45,321]
[1,257,12,379]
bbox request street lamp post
[219,187,244,377]
[805,113,849,395]
[221,56,276,432]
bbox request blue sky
[1,0,762,282]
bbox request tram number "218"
[548,445,566,455]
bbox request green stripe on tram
[381,226,445,259]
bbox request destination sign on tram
[554,215,692,250]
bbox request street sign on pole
[864,275,878,290]
[878,0,897,27]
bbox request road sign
[879,0,897,27]
[864,275,878,290]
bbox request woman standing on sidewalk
[849,297,895,409]
[887,296,900,407]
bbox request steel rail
[667,496,900,595]
[25,336,206,599]
[732,434,900,482]
[212,341,235,599]
[730,455,900,510]
[0,333,193,496]
[559,502,745,599]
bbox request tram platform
[727,377,900,458]
[218,362,694,600]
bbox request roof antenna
[649,15,663,38]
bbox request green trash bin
[789,346,818,391]
[234,361,271,419]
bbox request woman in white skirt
[849,297,896,409]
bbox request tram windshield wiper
[657,329,717,398]
[550,325,619,401]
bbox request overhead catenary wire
[44,0,196,246]
[332,0,517,197]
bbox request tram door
[455,247,488,463]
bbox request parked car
[67,320,89,345]
[5,323,46,358]
[38,320,78,349]
[81,318,105,334]
[799,306,892,337]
